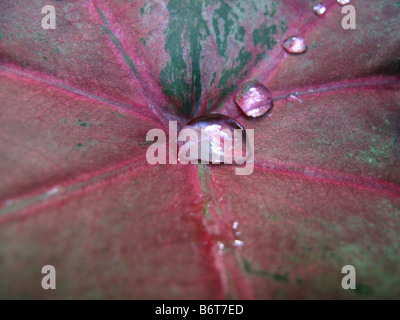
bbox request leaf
[0,0,399,299]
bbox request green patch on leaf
[242,257,289,283]
[161,0,210,116]
[253,24,277,50]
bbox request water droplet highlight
[233,239,244,248]
[313,4,326,16]
[232,221,239,230]
[282,36,307,54]
[178,114,250,164]
[285,94,303,104]
[45,187,60,196]
[234,81,273,118]
[217,241,225,255]
[337,0,350,5]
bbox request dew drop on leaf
[313,4,327,16]
[282,36,308,54]
[233,239,244,248]
[337,0,351,5]
[217,241,225,255]
[234,81,273,118]
[285,94,303,104]
[178,114,250,164]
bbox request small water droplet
[313,4,326,16]
[282,36,307,54]
[285,94,303,104]
[234,81,273,118]
[178,114,250,164]
[45,187,60,196]
[233,239,244,248]
[337,0,350,5]
[4,200,14,207]
[217,241,225,255]
[232,221,239,230]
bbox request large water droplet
[178,114,250,164]
[234,81,273,118]
[313,4,327,16]
[337,0,350,5]
[282,36,307,54]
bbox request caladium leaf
[0,0,399,299]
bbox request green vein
[204,165,222,216]
[97,7,140,78]
[198,164,211,220]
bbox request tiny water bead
[313,4,327,16]
[285,94,303,104]
[177,114,250,164]
[217,241,225,255]
[282,36,308,54]
[233,239,244,248]
[337,0,350,5]
[234,81,273,118]
[232,221,241,237]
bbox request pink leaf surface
[0,0,399,299]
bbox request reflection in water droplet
[233,239,244,248]
[337,0,350,5]
[234,81,273,118]
[313,4,326,16]
[178,114,250,164]
[282,36,307,54]
[232,221,239,230]
[286,94,303,104]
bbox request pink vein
[253,160,400,199]
[92,0,183,128]
[272,76,400,101]
[0,65,162,126]
[0,155,149,221]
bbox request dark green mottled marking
[253,24,277,49]
[78,119,89,127]
[161,0,210,116]
[218,47,252,100]
[212,2,245,57]
[242,257,289,283]
[206,98,213,112]
[264,1,278,18]
[97,7,140,78]
[280,19,288,33]
[254,53,263,65]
